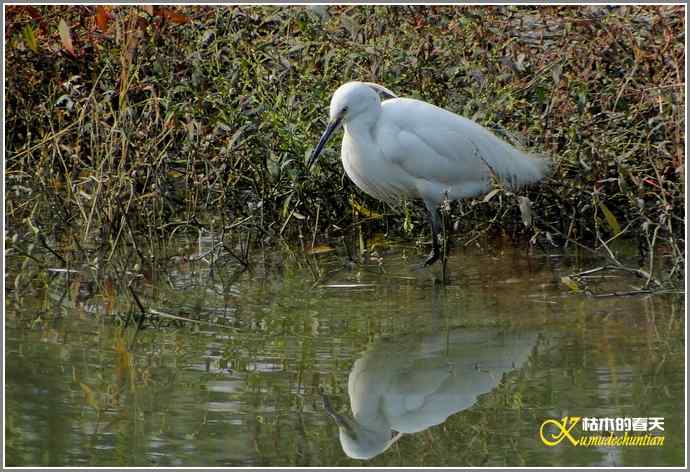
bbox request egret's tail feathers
[466,126,551,190]
[530,154,553,180]
[540,153,553,174]
[489,147,552,190]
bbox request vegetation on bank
[4,5,685,289]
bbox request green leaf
[560,276,580,292]
[80,383,99,410]
[598,201,622,235]
[517,196,533,227]
[349,196,382,219]
[22,24,38,53]
[483,188,501,203]
[306,244,335,255]
[403,204,414,233]
[281,191,294,219]
[551,63,562,84]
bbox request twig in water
[311,203,320,250]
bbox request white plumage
[323,328,537,460]
[309,81,551,265]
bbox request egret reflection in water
[322,311,538,460]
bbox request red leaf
[156,7,189,25]
[95,6,111,32]
[643,178,660,188]
[58,19,77,57]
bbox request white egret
[309,81,551,266]
[322,328,538,460]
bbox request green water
[4,242,685,466]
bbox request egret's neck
[343,106,380,142]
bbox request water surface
[5,242,685,466]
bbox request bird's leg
[424,205,441,266]
[439,196,451,282]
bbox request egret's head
[321,385,403,460]
[325,406,402,460]
[337,421,403,461]
[308,82,398,170]
[328,81,380,124]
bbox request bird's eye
[342,106,349,114]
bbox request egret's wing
[378,122,493,204]
[385,126,492,184]
[410,125,545,189]
[379,99,547,193]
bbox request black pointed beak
[307,116,343,170]
[321,389,356,436]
